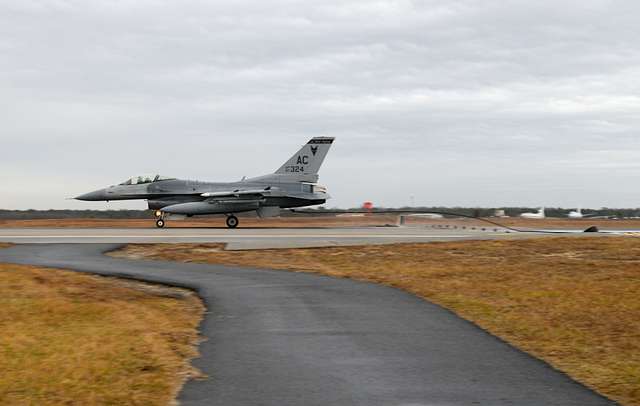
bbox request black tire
[156,219,165,228]
[226,215,239,229]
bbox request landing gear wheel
[156,219,165,228]
[226,215,239,229]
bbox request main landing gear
[226,215,239,229]
[155,210,165,228]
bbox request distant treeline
[2,207,640,219]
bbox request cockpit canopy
[119,174,175,186]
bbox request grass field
[3,215,640,230]
[112,237,640,405]
[0,263,204,405]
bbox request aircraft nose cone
[75,189,107,201]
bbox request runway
[0,244,614,405]
[0,226,529,249]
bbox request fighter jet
[75,137,334,228]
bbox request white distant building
[520,208,545,219]
[568,208,583,219]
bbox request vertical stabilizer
[275,137,334,177]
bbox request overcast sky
[2,0,640,210]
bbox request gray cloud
[2,0,640,209]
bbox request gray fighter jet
[76,137,334,228]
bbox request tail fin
[275,137,334,178]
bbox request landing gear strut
[155,211,166,228]
[226,215,239,229]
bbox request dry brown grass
[0,243,12,249]
[0,264,205,405]
[491,217,640,230]
[3,215,640,230]
[112,237,640,405]
[406,216,640,230]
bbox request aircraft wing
[201,188,277,198]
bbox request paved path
[0,226,527,249]
[0,244,615,406]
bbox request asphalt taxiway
[0,226,531,249]
[0,243,614,405]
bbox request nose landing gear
[226,215,239,229]
[156,218,165,228]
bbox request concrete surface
[0,226,533,249]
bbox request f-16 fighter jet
[75,137,334,228]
